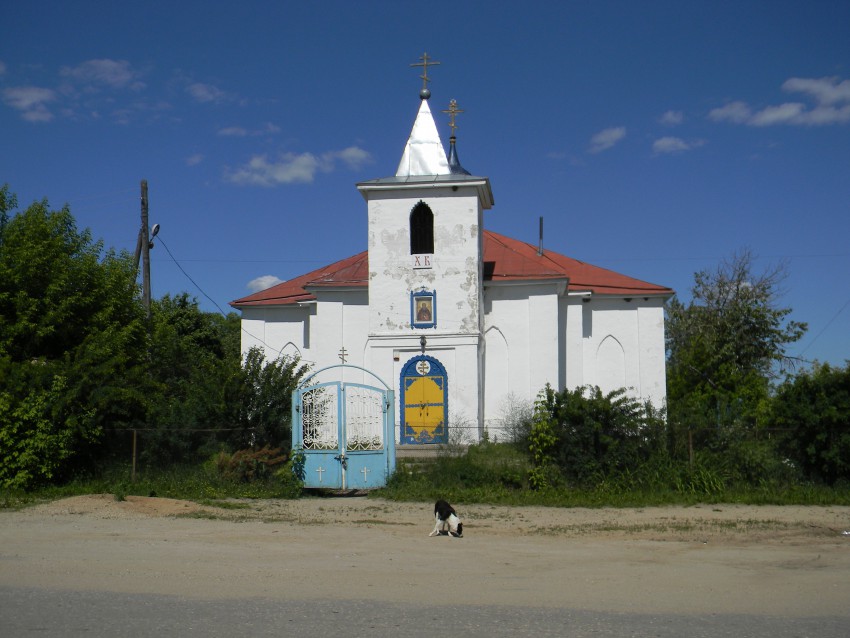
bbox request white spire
[396,99,450,177]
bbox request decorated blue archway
[293,364,396,489]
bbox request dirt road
[2,495,849,629]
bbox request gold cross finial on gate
[410,52,440,99]
[442,99,464,137]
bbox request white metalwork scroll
[301,385,339,450]
[345,385,384,451]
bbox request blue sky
[2,1,849,368]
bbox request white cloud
[652,136,704,155]
[709,101,752,123]
[782,76,850,105]
[60,59,144,90]
[2,86,56,122]
[659,110,684,125]
[218,126,249,137]
[226,153,322,186]
[749,102,806,126]
[248,275,284,292]
[218,122,281,137]
[802,104,850,125]
[324,146,373,170]
[710,77,850,127]
[588,126,626,153]
[187,82,226,103]
[186,154,204,166]
[225,146,373,186]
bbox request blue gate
[293,365,396,490]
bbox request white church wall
[484,285,531,405]
[483,281,566,434]
[584,299,638,396]
[240,309,267,354]
[563,296,586,390]
[366,186,483,336]
[596,335,627,394]
[306,290,369,384]
[575,298,666,408]
[443,339,482,443]
[483,325,511,440]
[527,287,561,396]
[240,306,310,363]
[308,296,342,375]
[484,283,563,402]
[637,302,667,408]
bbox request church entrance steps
[396,444,441,459]
[394,457,437,477]
[394,444,468,476]
[395,444,468,459]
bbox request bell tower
[356,54,494,442]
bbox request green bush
[529,385,666,487]
[772,363,850,485]
[212,446,288,482]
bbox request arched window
[410,202,434,255]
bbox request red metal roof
[230,252,368,308]
[230,230,672,308]
[484,230,674,296]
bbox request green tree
[138,294,243,464]
[235,347,308,450]
[772,363,850,485]
[666,250,807,442]
[0,185,309,486]
[140,295,307,465]
[0,187,148,489]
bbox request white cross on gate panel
[360,466,370,483]
[316,466,325,483]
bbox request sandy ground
[2,495,849,617]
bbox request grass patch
[374,442,850,508]
[4,442,850,510]
[1,461,305,510]
[196,499,252,510]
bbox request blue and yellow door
[400,355,448,444]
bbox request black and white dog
[429,499,463,537]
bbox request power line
[146,250,850,266]
[156,234,230,316]
[155,232,297,360]
[799,295,850,357]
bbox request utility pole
[141,180,151,321]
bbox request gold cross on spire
[442,99,464,137]
[410,52,441,98]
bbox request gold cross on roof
[410,52,441,92]
[442,99,464,137]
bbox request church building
[231,70,673,447]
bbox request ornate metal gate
[293,365,395,489]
